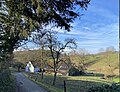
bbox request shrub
[68,66,79,76]
[68,66,85,76]
[87,83,120,92]
[0,70,15,92]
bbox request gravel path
[14,72,48,92]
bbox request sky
[17,0,119,54]
[56,0,119,53]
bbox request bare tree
[78,48,88,71]
[32,29,48,79]
[99,48,104,53]
[103,46,116,63]
[106,46,116,53]
[70,48,88,72]
[46,30,76,85]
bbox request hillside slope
[13,50,51,63]
[68,52,119,76]
[87,52,119,75]
[14,50,119,75]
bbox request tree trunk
[40,45,44,79]
[41,69,44,79]
[53,71,57,85]
[8,50,14,67]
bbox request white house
[25,61,34,73]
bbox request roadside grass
[0,70,16,92]
[24,72,113,92]
[9,67,18,73]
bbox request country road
[14,72,48,92]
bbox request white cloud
[57,22,119,53]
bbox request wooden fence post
[64,80,66,92]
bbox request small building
[25,61,34,73]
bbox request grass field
[0,70,15,92]
[24,72,114,92]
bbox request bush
[0,70,15,92]
[68,66,85,76]
[12,62,25,69]
[87,83,120,92]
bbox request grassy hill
[87,52,119,76]
[13,50,119,76]
[13,50,51,64]
[70,51,119,76]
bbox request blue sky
[56,0,119,53]
[17,0,119,54]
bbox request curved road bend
[14,73,48,92]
